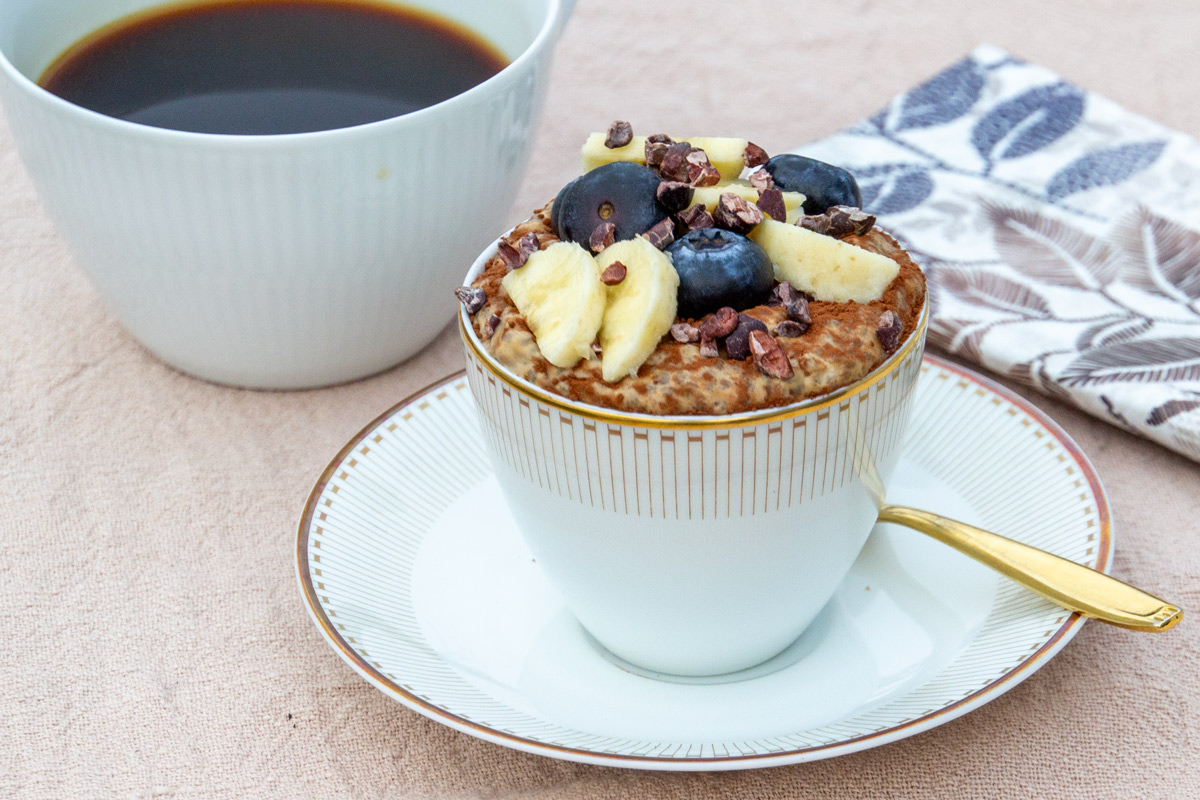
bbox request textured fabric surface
[2,1,1198,798]
[805,45,1200,463]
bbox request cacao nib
[826,205,876,237]
[641,217,676,250]
[756,188,787,222]
[749,330,794,378]
[713,192,765,234]
[496,240,528,270]
[656,180,695,212]
[876,310,903,354]
[743,141,769,168]
[670,322,700,343]
[484,313,502,338]
[454,286,487,315]
[684,149,721,187]
[644,134,673,168]
[724,314,769,360]
[787,295,812,326]
[798,213,832,236]
[659,142,694,182]
[773,319,809,338]
[589,221,616,253]
[698,306,739,340]
[600,261,627,286]
[799,205,876,239]
[768,281,805,308]
[676,204,715,231]
[518,232,540,255]
[604,120,633,149]
[748,168,774,191]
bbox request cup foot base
[583,610,833,685]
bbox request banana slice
[581,133,649,172]
[582,133,649,172]
[501,241,606,368]
[749,219,899,303]
[581,134,750,182]
[595,237,680,382]
[692,181,806,215]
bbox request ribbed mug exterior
[0,0,566,388]
[460,242,929,676]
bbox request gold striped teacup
[460,241,928,676]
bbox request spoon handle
[877,505,1182,632]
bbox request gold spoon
[877,505,1182,632]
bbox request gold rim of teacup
[459,297,930,430]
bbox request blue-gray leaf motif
[1147,394,1200,426]
[894,58,985,131]
[855,165,935,215]
[1046,140,1167,199]
[971,83,1085,161]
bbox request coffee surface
[39,0,509,135]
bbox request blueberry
[763,154,862,215]
[555,162,667,245]
[666,228,774,318]
[550,176,577,235]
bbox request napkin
[801,44,1200,464]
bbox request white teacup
[461,240,929,677]
[0,0,573,389]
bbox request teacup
[460,239,929,677]
[0,0,573,389]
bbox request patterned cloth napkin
[801,44,1200,463]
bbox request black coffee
[39,0,509,135]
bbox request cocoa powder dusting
[468,202,925,415]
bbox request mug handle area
[556,0,578,36]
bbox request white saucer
[296,355,1112,770]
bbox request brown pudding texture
[468,202,926,416]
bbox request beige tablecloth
[3,1,1198,797]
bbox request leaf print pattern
[1046,141,1167,199]
[1060,338,1200,385]
[1017,354,1075,403]
[892,58,985,131]
[1074,317,1153,352]
[927,316,957,348]
[1038,361,1075,403]
[1100,396,1139,432]
[1110,206,1200,305]
[1008,362,1035,386]
[972,83,1085,162]
[929,317,992,363]
[936,267,1052,318]
[809,46,1200,462]
[856,165,935,215]
[1147,394,1200,426]
[984,202,1124,289]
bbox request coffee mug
[0,0,574,388]
[460,239,930,677]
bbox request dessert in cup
[458,123,928,676]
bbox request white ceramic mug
[0,0,573,388]
[461,240,930,676]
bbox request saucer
[296,355,1112,770]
